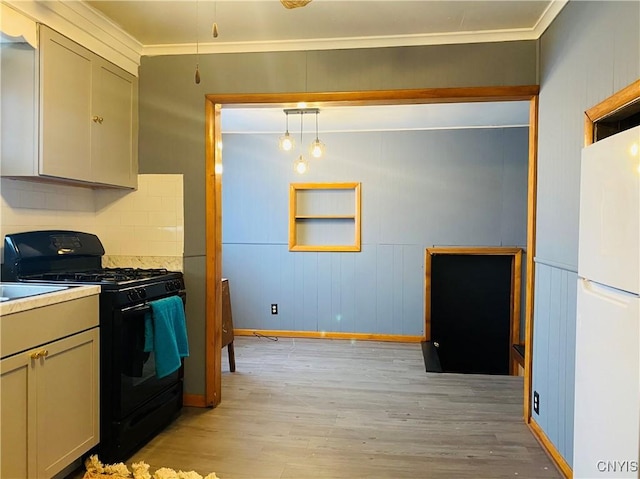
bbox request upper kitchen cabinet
[1,24,138,189]
[91,59,138,188]
[39,25,93,183]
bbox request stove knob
[127,291,138,301]
[174,280,183,290]
[138,288,147,299]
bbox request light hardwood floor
[75,337,563,479]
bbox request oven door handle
[121,293,186,316]
[122,304,152,314]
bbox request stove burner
[22,267,171,283]
[106,267,171,280]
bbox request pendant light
[293,154,308,174]
[309,110,325,158]
[293,113,308,174]
[279,110,295,151]
[279,108,325,159]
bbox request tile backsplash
[0,175,184,267]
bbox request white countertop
[0,284,101,316]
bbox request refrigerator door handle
[579,278,638,304]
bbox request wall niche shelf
[289,182,361,252]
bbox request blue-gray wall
[222,128,528,335]
[533,0,640,467]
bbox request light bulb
[310,139,325,158]
[294,155,308,174]
[279,132,294,151]
[630,143,639,157]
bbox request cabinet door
[39,25,93,182]
[36,328,99,479]
[1,43,38,176]
[92,58,138,188]
[1,353,37,479]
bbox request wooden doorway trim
[204,85,539,408]
[424,247,523,376]
[523,95,538,421]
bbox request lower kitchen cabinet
[0,351,33,479]
[0,327,100,479]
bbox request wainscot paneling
[531,261,576,467]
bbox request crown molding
[3,0,568,66]
[3,0,143,76]
[143,0,568,57]
[144,28,545,57]
[532,0,569,37]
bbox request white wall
[0,174,184,268]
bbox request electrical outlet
[533,391,540,415]
[271,304,278,315]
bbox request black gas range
[3,231,183,294]
[2,230,187,462]
[13,267,185,307]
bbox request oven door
[114,292,185,419]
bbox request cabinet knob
[30,349,49,360]
[92,116,104,124]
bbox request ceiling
[221,101,531,133]
[84,0,559,132]
[86,0,564,55]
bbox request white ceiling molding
[1,0,569,69]
[1,3,38,48]
[532,0,569,37]
[144,27,547,57]
[139,0,570,57]
[3,0,143,76]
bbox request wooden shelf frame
[289,182,361,252]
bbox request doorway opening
[423,247,523,375]
[204,86,539,412]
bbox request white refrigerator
[573,125,640,478]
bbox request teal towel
[144,296,189,378]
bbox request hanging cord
[194,0,201,84]
[253,331,279,341]
[212,0,219,38]
[300,111,304,147]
